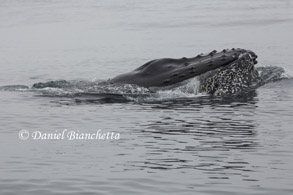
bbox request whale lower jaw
[199,52,259,95]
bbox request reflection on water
[126,94,259,176]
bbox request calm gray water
[1,0,293,194]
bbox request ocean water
[1,0,293,194]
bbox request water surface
[1,0,293,194]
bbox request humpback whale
[31,48,263,97]
[110,48,260,95]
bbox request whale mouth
[148,50,259,95]
[198,51,259,96]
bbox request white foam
[281,68,293,79]
[144,77,206,101]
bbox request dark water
[1,0,293,194]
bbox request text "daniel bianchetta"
[19,129,120,141]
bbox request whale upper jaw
[110,48,258,89]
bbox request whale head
[111,48,259,95]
